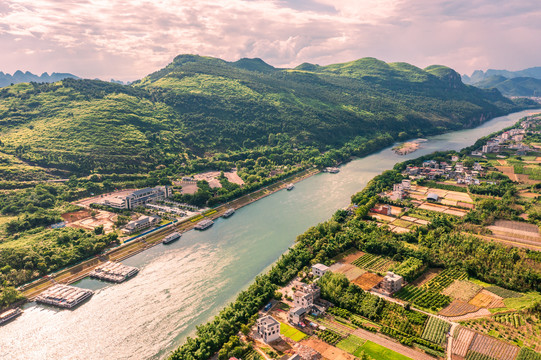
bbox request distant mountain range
[0,71,79,87]
[463,67,541,97]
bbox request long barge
[0,308,22,325]
[36,284,94,309]
[89,261,139,283]
[222,208,235,218]
[163,232,182,244]
[195,219,214,230]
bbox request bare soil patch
[352,272,383,291]
[469,289,504,308]
[439,300,479,317]
[330,263,366,281]
[300,338,356,360]
[442,280,482,301]
[61,210,91,223]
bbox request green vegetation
[336,335,366,353]
[352,253,395,273]
[354,340,413,360]
[317,329,342,345]
[517,348,541,360]
[279,322,306,342]
[421,317,450,344]
[466,351,498,360]
[486,286,523,299]
[391,257,426,282]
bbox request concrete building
[257,315,280,343]
[122,215,161,234]
[104,186,172,210]
[293,284,320,308]
[380,271,404,293]
[288,306,307,325]
[391,183,403,201]
[401,179,411,190]
[312,263,329,277]
[427,193,439,202]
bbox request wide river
[1,109,540,360]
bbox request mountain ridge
[0,70,79,88]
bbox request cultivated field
[352,272,384,291]
[421,317,450,345]
[439,300,479,317]
[352,253,396,273]
[442,280,482,302]
[469,290,505,309]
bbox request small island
[392,139,426,155]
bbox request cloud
[0,0,540,80]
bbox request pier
[36,285,94,309]
[89,261,139,283]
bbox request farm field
[352,253,396,273]
[280,322,307,342]
[442,280,482,301]
[352,272,384,291]
[486,286,523,299]
[439,300,479,317]
[354,341,413,360]
[503,292,541,310]
[421,317,450,345]
[469,290,505,308]
[336,335,366,353]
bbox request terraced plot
[439,300,479,317]
[469,290,505,309]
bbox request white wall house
[257,315,280,343]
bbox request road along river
[1,109,539,360]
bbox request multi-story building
[288,307,307,325]
[380,271,404,293]
[311,263,329,277]
[257,315,280,343]
[293,284,320,308]
[104,186,171,210]
[122,215,161,234]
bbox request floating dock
[0,308,22,325]
[89,261,139,283]
[36,284,94,309]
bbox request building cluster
[402,160,485,186]
[103,186,172,210]
[288,283,325,326]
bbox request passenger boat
[0,308,22,325]
[286,183,295,191]
[195,219,214,230]
[222,208,235,218]
[162,232,182,244]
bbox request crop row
[318,329,342,345]
[327,307,351,320]
[395,285,451,310]
[517,348,541,360]
[352,253,394,272]
[421,316,450,344]
[422,268,468,293]
[493,313,523,328]
[466,351,497,360]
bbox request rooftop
[258,315,279,327]
[312,263,329,271]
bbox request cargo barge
[89,261,139,283]
[195,219,214,230]
[0,308,22,325]
[36,284,94,309]
[163,232,182,244]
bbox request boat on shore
[195,219,214,230]
[286,183,294,191]
[163,232,182,244]
[222,208,235,218]
[325,167,339,173]
[0,308,22,325]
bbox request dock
[89,261,139,283]
[36,284,94,309]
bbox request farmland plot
[442,280,482,302]
[452,327,476,357]
[469,290,505,309]
[352,253,395,273]
[439,300,479,317]
[421,317,450,345]
[468,331,519,360]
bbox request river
[1,109,539,360]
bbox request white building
[380,272,404,293]
[390,183,403,201]
[401,179,411,190]
[122,215,161,234]
[104,186,172,210]
[257,315,280,343]
[451,155,459,162]
[312,263,329,277]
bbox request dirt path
[352,328,435,360]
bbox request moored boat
[195,219,214,230]
[0,308,22,325]
[286,183,294,191]
[163,232,182,244]
[222,208,235,218]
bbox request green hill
[473,75,541,97]
[0,55,532,175]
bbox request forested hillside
[0,55,532,175]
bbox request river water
[1,109,539,360]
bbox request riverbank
[18,168,320,302]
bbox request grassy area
[279,322,307,342]
[336,335,366,353]
[504,292,541,310]
[354,341,413,360]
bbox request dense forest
[0,55,533,176]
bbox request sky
[1,0,540,81]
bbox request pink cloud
[0,0,539,81]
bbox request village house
[257,315,280,343]
[311,264,329,277]
[380,271,404,294]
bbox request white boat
[0,308,22,325]
[195,219,214,230]
[222,208,235,218]
[327,167,339,173]
[163,232,181,244]
[286,183,294,191]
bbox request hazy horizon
[1,0,540,81]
